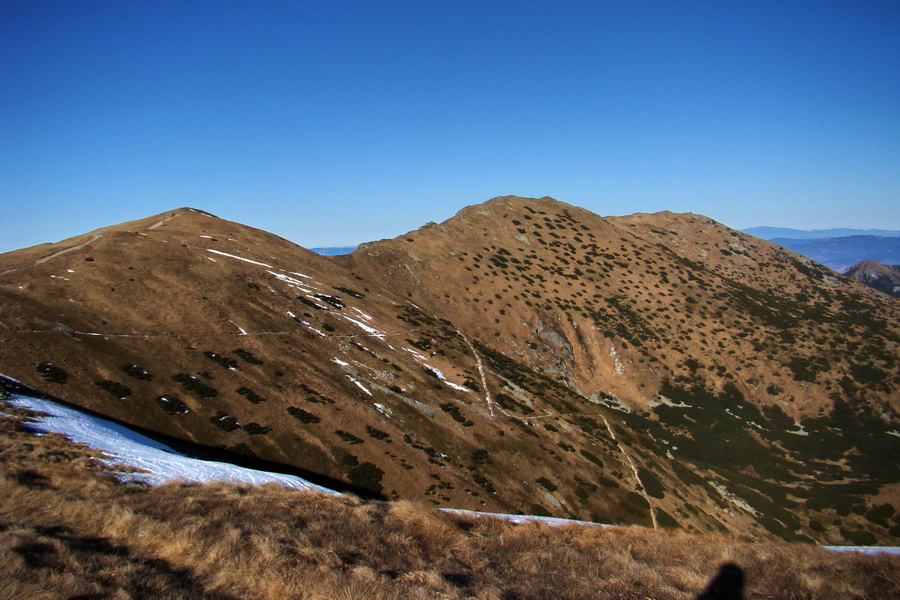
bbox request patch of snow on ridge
[207,249,273,268]
[268,271,315,294]
[4,394,335,493]
[444,380,471,393]
[348,377,373,396]
[405,356,470,393]
[341,314,385,337]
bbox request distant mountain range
[743,227,900,272]
[743,227,900,240]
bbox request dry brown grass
[1,401,898,600]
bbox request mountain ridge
[1,195,898,545]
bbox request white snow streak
[206,249,273,268]
[341,315,385,337]
[4,394,335,493]
[348,377,373,396]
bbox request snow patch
[444,380,471,393]
[206,249,272,268]
[341,315,385,337]
[347,376,372,396]
[4,394,335,493]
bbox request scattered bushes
[120,364,152,380]
[209,411,240,432]
[313,294,344,309]
[335,430,364,445]
[93,380,132,399]
[243,422,271,435]
[236,386,266,404]
[439,403,474,426]
[155,394,188,415]
[35,362,68,384]
[287,407,321,424]
[365,425,391,441]
[203,352,238,370]
[232,348,263,365]
[172,374,218,398]
[332,285,364,298]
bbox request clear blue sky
[2,1,898,253]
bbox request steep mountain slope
[844,260,900,297]
[344,196,898,416]
[1,198,898,545]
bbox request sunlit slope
[1,198,898,544]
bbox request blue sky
[2,1,898,253]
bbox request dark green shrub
[347,462,384,494]
[495,393,534,415]
[210,411,240,432]
[849,362,888,385]
[172,374,218,398]
[866,504,895,528]
[638,467,666,499]
[840,528,877,546]
[35,362,68,384]
[472,473,495,493]
[297,296,324,310]
[332,285,365,298]
[536,477,558,493]
[203,352,238,370]
[656,508,679,528]
[313,294,344,309]
[155,394,188,415]
[93,380,132,399]
[287,407,320,424]
[235,386,266,404]
[232,348,263,365]
[439,402,469,424]
[243,422,271,435]
[626,491,650,508]
[335,430,364,445]
[471,449,491,465]
[365,425,391,441]
[120,364,152,380]
[579,449,604,468]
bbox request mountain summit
[1,197,897,545]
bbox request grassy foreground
[1,400,897,600]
